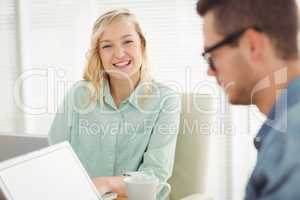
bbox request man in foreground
[197,0,300,198]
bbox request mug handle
[158,182,171,200]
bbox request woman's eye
[124,40,133,44]
[102,45,112,49]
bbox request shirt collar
[254,75,300,150]
[127,80,151,108]
[101,79,115,109]
[101,79,151,109]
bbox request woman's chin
[118,65,133,74]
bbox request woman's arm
[48,88,74,144]
[138,89,181,196]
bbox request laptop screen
[0,142,101,200]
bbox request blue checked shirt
[246,76,300,199]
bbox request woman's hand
[92,177,111,195]
[92,176,127,197]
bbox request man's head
[197,0,299,105]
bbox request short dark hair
[197,0,299,60]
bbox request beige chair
[169,93,214,200]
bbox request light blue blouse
[49,79,181,199]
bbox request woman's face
[98,18,143,80]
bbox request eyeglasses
[202,27,261,71]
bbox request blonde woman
[49,9,181,199]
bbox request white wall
[3,0,215,135]
[1,1,287,200]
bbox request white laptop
[0,133,49,163]
[0,142,104,200]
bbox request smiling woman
[83,9,151,103]
[48,8,181,200]
[97,17,144,91]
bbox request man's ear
[240,28,265,65]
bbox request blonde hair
[83,8,152,102]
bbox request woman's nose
[114,46,126,58]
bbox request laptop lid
[0,133,49,163]
[0,142,101,200]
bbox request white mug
[124,174,171,200]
